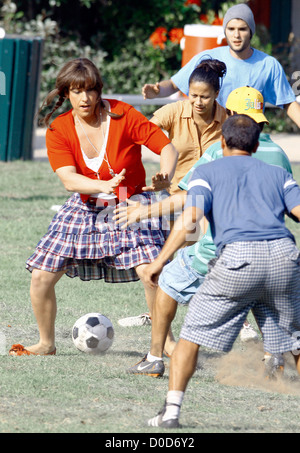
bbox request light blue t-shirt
[185,156,300,255]
[171,46,296,108]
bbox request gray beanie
[223,4,256,36]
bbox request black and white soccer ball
[72,313,114,354]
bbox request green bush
[1,0,297,132]
[0,0,239,99]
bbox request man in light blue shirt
[170,48,294,110]
[142,4,300,129]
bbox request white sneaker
[118,312,151,327]
[240,323,259,342]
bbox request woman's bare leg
[26,269,65,354]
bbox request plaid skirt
[26,192,169,283]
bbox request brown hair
[39,58,122,128]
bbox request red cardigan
[46,100,171,201]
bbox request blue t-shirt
[171,46,296,108]
[185,156,300,254]
[178,134,293,274]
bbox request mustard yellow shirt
[153,100,227,195]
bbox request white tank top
[80,102,116,200]
[81,104,111,173]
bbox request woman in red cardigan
[9,58,178,356]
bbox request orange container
[180,24,227,67]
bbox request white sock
[162,390,184,421]
[147,352,163,362]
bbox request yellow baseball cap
[226,86,269,124]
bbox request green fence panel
[22,37,44,161]
[0,35,43,161]
[6,38,30,161]
[0,38,15,161]
[270,0,292,45]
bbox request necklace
[76,110,115,177]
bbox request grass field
[1,159,300,434]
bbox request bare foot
[9,342,56,356]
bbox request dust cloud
[215,342,300,395]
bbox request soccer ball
[72,313,114,354]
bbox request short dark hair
[225,108,265,132]
[221,114,261,153]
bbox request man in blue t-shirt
[145,114,300,429]
[142,4,300,129]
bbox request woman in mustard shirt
[151,59,227,196]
